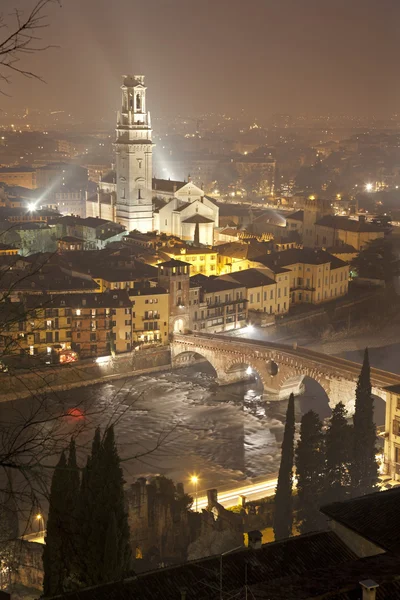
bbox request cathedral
[86,75,218,243]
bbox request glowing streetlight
[36,513,44,532]
[365,183,373,192]
[191,475,199,512]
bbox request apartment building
[219,268,289,316]
[216,240,269,275]
[128,284,169,345]
[163,245,218,276]
[384,384,400,481]
[258,248,349,305]
[189,275,247,333]
[21,290,132,358]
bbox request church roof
[182,215,214,224]
[174,202,191,213]
[152,177,186,193]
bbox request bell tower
[115,75,153,232]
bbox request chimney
[360,580,379,600]
[207,488,218,508]
[248,530,262,550]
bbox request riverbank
[0,346,171,402]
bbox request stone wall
[0,347,171,402]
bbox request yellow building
[0,167,36,189]
[128,285,169,345]
[384,384,400,481]
[216,241,270,275]
[219,268,290,315]
[258,249,349,305]
[315,215,385,251]
[163,245,218,276]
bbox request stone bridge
[171,332,400,411]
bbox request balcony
[142,315,160,321]
[290,285,315,292]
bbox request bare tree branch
[0,0,61,93]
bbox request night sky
[2,0,400,119]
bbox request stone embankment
[0,346,171,402]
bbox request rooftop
[321,486,400,554]
[182,214,214,224]
[50,531,356,600]
[128,285,168,297]
[286,210,304,222]
[152,177,186,193]
[223,268,276,288]
[258,248,348,271]
[191,274,244,293]
[316,215,385,233]
[158,259,191,268]
[26,290,131,310]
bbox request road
[194,474,278,511]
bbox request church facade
[86,74,218,242]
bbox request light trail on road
[194,476,278,512]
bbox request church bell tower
[115,75,153,232]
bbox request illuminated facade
[114,75,153,233]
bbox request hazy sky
[2,0,400,120]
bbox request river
[0,335,393,498]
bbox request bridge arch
[224,359,266,390]
[172,349,222,382]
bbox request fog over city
[1,1,400,599]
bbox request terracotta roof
[321,487,400,553]
[224,268,276,288]
[158,259,191,268]
[257,248,348,271]
[48,531,356,600]
[182,214,214,224]
[316,215,385,233]
[152,177,186,193]
[286,210,304,222]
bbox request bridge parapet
[171,333,400,409]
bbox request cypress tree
[64,439,80,588]
[80,426,131,586]
[351,348,378,497]
[103,511,119,582]
[99,425,131,580]
[295,410,326,534]
[324,402,352,503]
[273,393,295,541]
[43,451,68,597]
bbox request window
[284,287,287,296]
[264,291,267,301]
[90,333,96,342]
[397,396,400,410]
[270,290,274,300]
[278,289,281,298]
[283,302,286,310]
[393,417,400,436]
[257,292,260,303]
[125,308,130,315]
[250,294,253,303]
[90,345,97,354]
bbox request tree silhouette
[273,393,295,541]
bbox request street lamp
[191,475,199,512]
[36,513,44,532]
